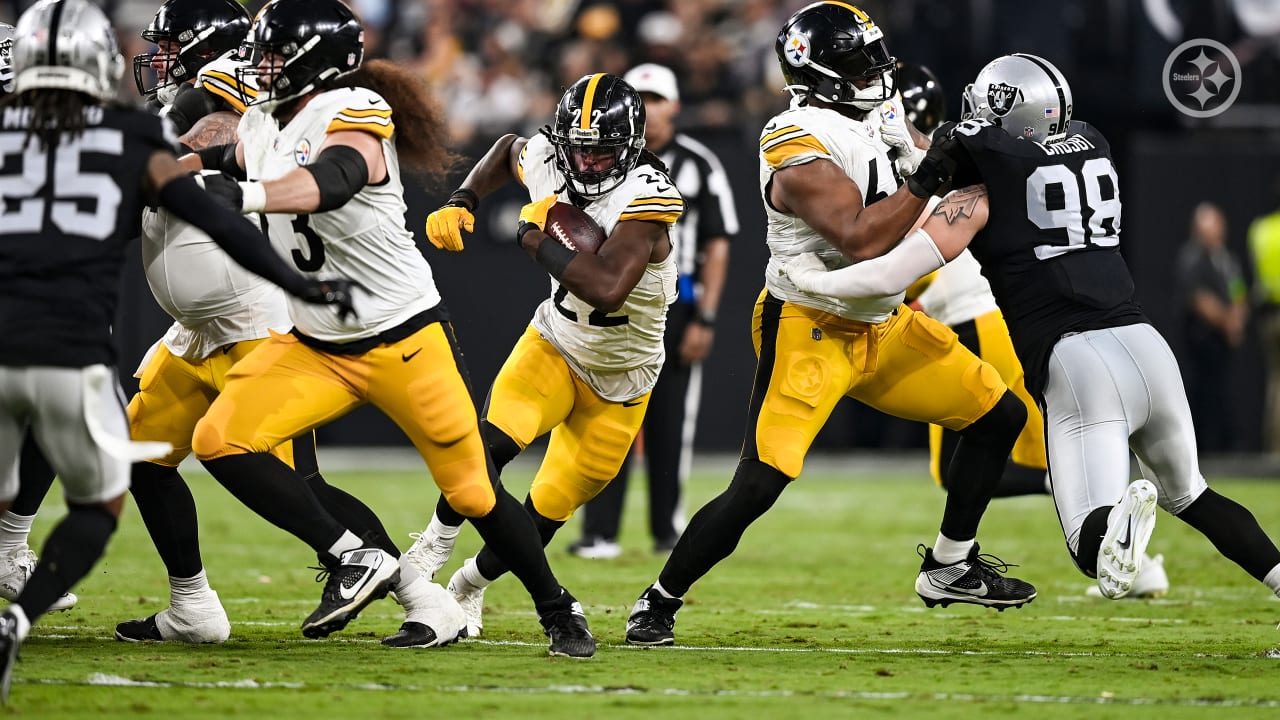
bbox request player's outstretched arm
[425,134,528,252]
[144,150,358,318]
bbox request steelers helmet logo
[784,30,811,67]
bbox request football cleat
[625,585,683,646]
[301,547,399,639]
[567,536,622,560]
[915,543,1037,610]
[403,527,458,581]
[539,595,595,658]
[0,546,76,612]
[445,558,487,638]
[383,576,466,648]
[381,621,467,649]
[0,611,19,705]
[1097,479,1159,600]
[114,593,231,643]
[1086,553,1169,599]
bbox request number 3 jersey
[141,56,291,361]
[945,119,1147,395]
[238,86,441,343]
[518,133,682,401]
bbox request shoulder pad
[759,108,832,170]
[318,87,395,140]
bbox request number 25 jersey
[947,119,1147,395]
[518,133,682,401]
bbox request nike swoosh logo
[1117,518,1133,550]
[951,580,987,596]
[621,400,643,407]
[338,568,372,601]
[402,348,422,362]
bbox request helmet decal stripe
[48,0,66,68]
[1012,53,1068,129]
[580,72,605,130]
[823,2,872,26]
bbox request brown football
[544,202,606,254]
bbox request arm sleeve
[158,175,308,296]
[163,85,227,136]
[794,229,946,299]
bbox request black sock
[1072,505,1112,577]
[15,433,56,516]
[130,462,204,578]
[474,495,566,580]
[993,463,1049,498]
[305,472,400,558]
[1179,488,1280,581]
[941,391,1026,541]
[467,487,560,602]
[18,505,116,621]
[657,458,790,598]
[201,454,346,555]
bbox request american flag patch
[1044,107,1059,118]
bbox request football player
[624,2,1037,647]
[785,53,1280,605]
[0,0,354,700]
[187,0,594,657]
[409,72,682,642]
[116,0,466,648]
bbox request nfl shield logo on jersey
[987,82,1020,117]
[295,139,312,165]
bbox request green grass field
[10,461,1280,718]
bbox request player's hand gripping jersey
[518,132,681,401]
[141,55,290,361]
[238,85,442,343]
[759,100,903,322]
[942,118,1147,394]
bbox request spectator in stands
[1249,182,1280,455]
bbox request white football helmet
[12,0,125,101]
[961,53,1073,143]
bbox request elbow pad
[304,145,370,212]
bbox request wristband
[516,220,541,247]
[449,188,479,212]
[693,309,717,327]
[239,181,268,214]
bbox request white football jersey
[238,86,441,343]
[142,55,291,361]
[915,250,999,327]
[759,101,903,322]
[519,133,681,401]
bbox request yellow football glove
[518,194,558,230]
[425,189,478,252]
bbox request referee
[570,64,738,558]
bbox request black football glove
[298,279,361,321]
[906,136,962,198]
[196,171,245,212]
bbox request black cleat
[381,621,467,648]
[302,547,399,639]
[0,611,21,705]
[625,585,682,646]
[114,615,163,642]
[914,543,1036,610]
[538,594,595,658]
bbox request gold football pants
[748,291,1007,479]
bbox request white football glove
[879,93,927,175]
[781,252,829,294]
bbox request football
[544,201,606,254]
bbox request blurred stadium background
[3,0,1278,459]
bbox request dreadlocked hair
[636,148,669,174]
[3,89,96,150]
[332,60,459,188]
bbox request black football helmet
[0,23,14,94]
[545,73,646,199]
[133,0,250,104]
[775,2,896,110]
[236,0,363,110]
[896,61,945,135]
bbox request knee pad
[960,390,1027,447]
[443,483,496,518]
[528,482,577,523]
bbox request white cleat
[1097,479,1159,599]
[404,529,458,581]
[1086,553,1169,599]
[446,558,487,638]
[382,578,466,648]
[115,592,231,643]
[0,546,76,612]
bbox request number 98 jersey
[944,118,1147,395]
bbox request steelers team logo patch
[784,30,811,67]
[295,139,312,165]
[1163,38,1240,119]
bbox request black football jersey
[0,106,176,367]
[943,118,1148,396]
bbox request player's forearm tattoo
[931,185,987,225]
[180,111,239,152]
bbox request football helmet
[961,53,1073,143]
[775,2,896,111]
[133,0,251,105]
[0,24,14,94]
[236,0,363,110]
[896,62,945,135]
[11,0,125,101]
[546,73,646,199]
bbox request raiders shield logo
[986,82,1021,117]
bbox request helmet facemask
[777,4,897,112]
[132,1,251,106]
[547,74,646,200]
[233,0,363,113]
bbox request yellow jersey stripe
[619,209,682,223]
[760,125,803,146]
[580,73,605,130]
[337,107,392,119]
[627,196,683,208]
[202,70,256,97]
[762,134,830,169]
[199,74,250,113]
[326,118,395,139]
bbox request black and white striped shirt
[653,133,739,301]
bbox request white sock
[168,570,215,607]
[7,605,29,642]
[651,580,679,601]
[326,530,363,559]
[395,574,433,620]
[461,557,494,588]
[931,534,975,565]
[1264,563,1280,598]
[0,513,34,556]
[396,556,422,588]
[429,513,461,538]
